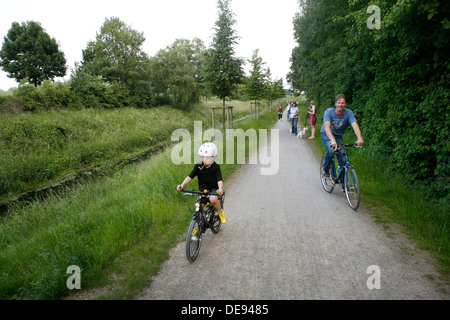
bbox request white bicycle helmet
[198,142,218,158]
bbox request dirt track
[139,115,448,300]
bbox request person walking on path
[290,102,300,136]
[308,101,317,139]
[277,103,283,121]
[286,101,292,123]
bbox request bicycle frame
[183,189,224,218]
[331,146,353,185]
[320,143,361,210]
[192,195,216,228]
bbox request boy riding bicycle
[177,142,227,224]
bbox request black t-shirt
[189,162,223,191]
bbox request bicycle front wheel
[344,167,360,210]
[320,156,335,193]
[186,218,202,262]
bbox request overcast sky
[0,0,300,91]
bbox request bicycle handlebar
[330,143,362,149]
[181,189,223,197]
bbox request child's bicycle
[320,143,361,210]
[182,189,225,262]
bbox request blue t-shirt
[320,108,357,136]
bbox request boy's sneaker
[323,170,330,178]
[218,210,227,224]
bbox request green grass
[349,151,449,273]
[0,103,276,299]
[0,150,188,299]
[0,100,255,199]
[0,99,265,199]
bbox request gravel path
[139,116,448,300]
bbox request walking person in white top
[290,102,300,135]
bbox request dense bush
[14,81,45,111]
[9,80,75,111]
[40,80,74,108]
[289,0,449,201]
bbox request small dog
[297,127,308,139]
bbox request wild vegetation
[0,99,258,200]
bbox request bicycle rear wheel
[320,156,335,193]
[344,167,360,210]
[186,218,202,262]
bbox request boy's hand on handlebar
[217,189,224,196]
[177,185,183,192]
[356,139,364,147]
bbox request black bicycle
[320,143,361,210]
[182,189,225,262]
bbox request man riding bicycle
[321,94,364,178]
[177,142,227,224]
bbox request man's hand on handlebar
[329,142,364,150]
[330,140,338,151]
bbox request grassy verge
[0,105,276,299]
[0,99,263,202]
[0,105,213,198]
[298,101,449,277]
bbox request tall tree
[79,17,154,107]
[243,49,269,119]
[288,0,348,107]
[266,78,286,108]
[151,38,205,108]
[0,21,66,87]
[244,49,266,103]
[204,0,244,107]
